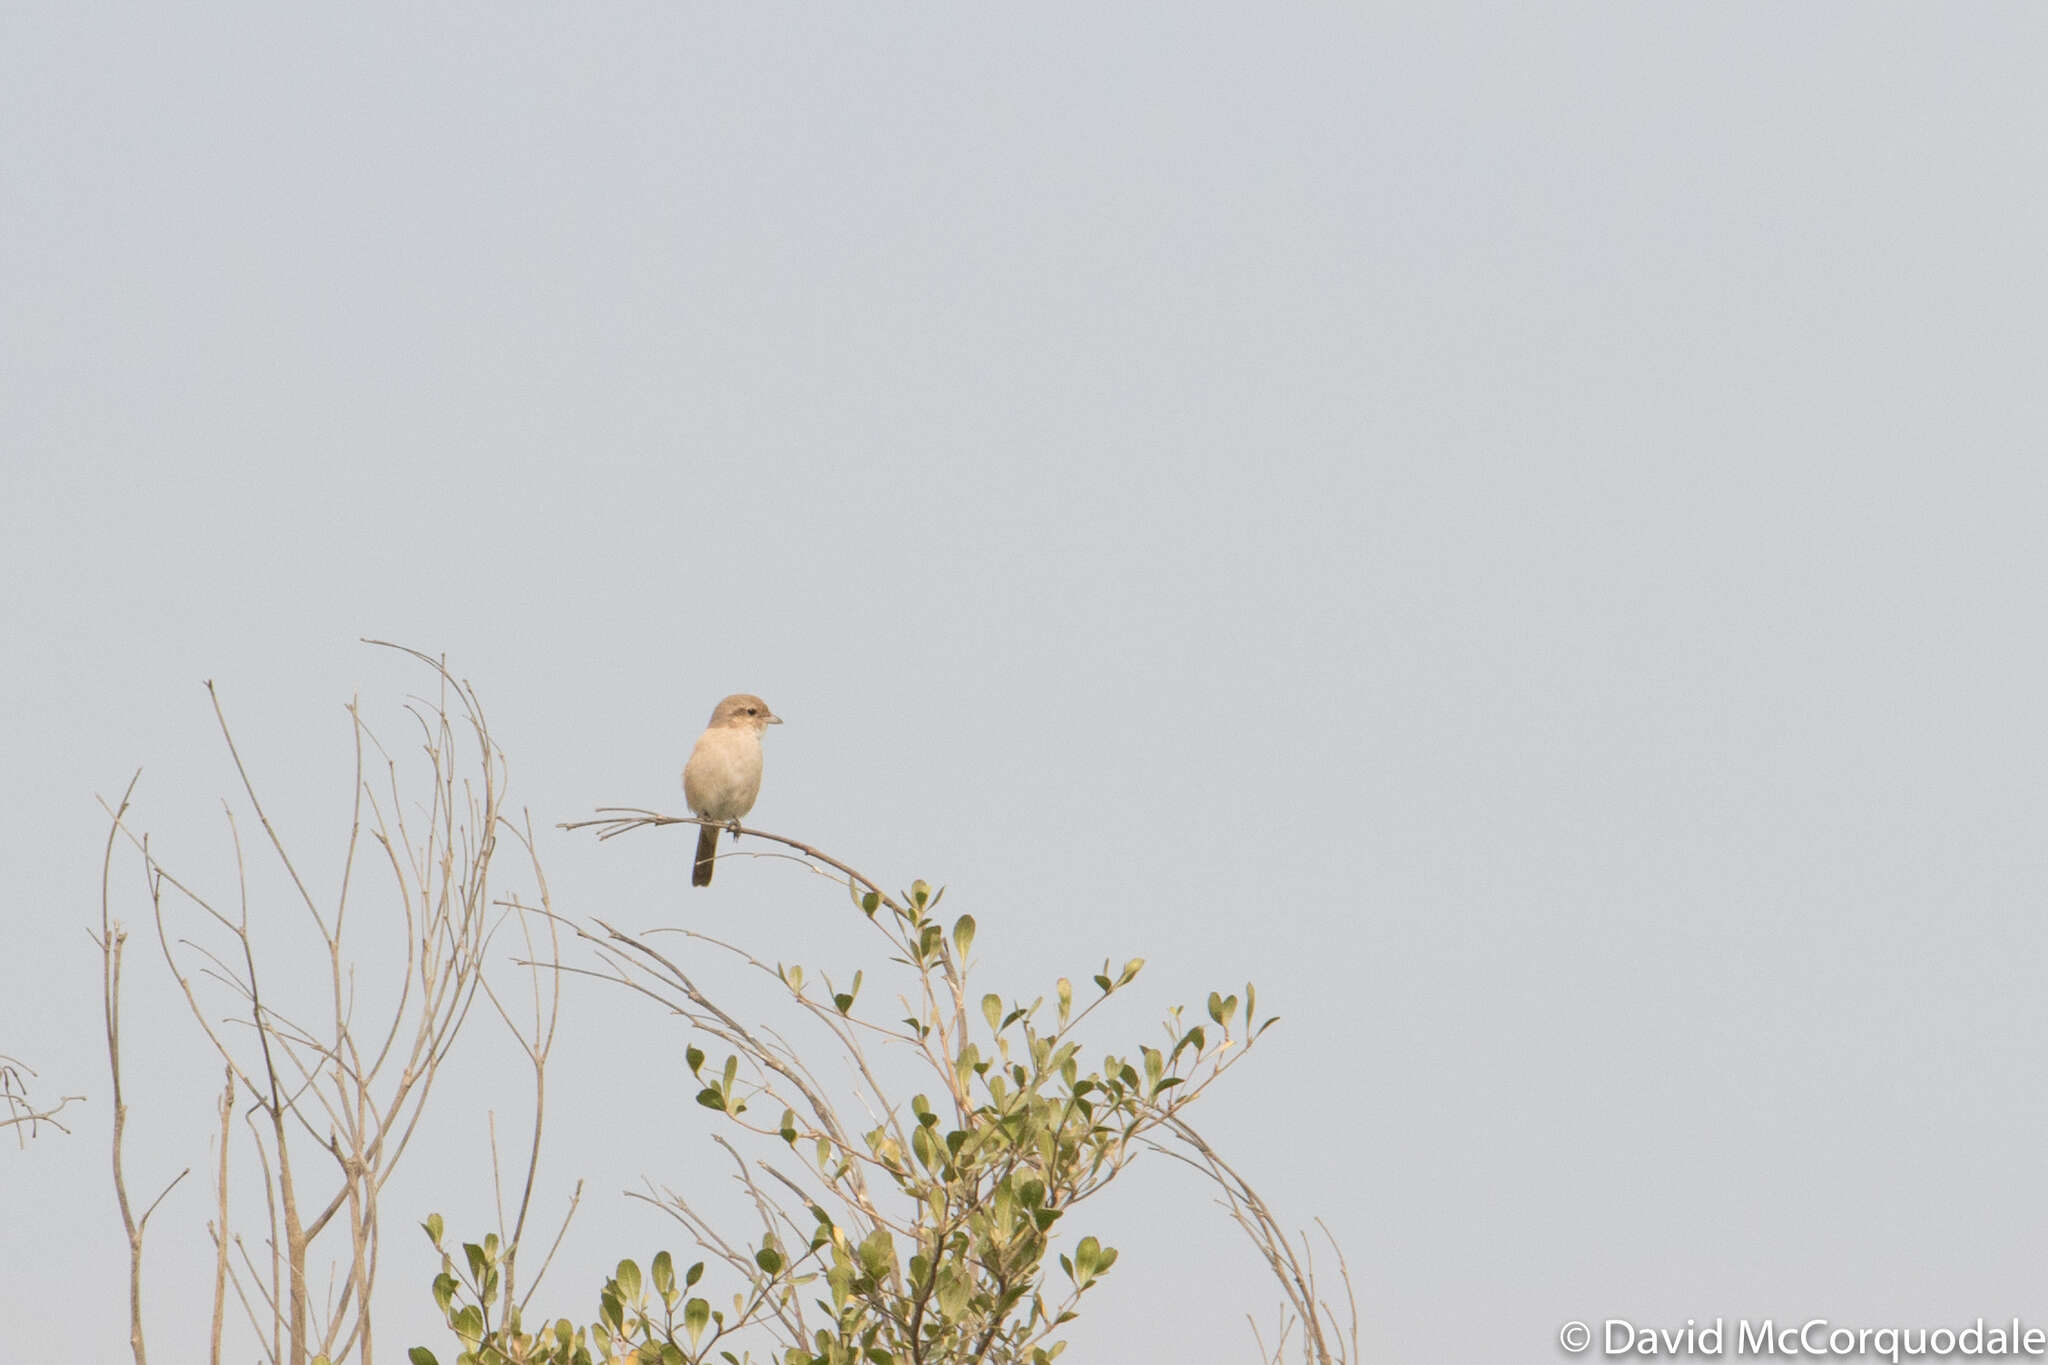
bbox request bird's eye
[745,707,757,715]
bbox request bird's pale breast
[683,726,764,821]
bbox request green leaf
[686,1260,705,1288]
[652,1250,675,1297]
[1056,977,1072,1025]
[937,1261,970,1319]
[834,970,862,1015]
[858,1228,893,1281]
[686,1045,705,1076]
[860,889,880,916]
[1206,991,1224,1025]
[1075,1236,1100,1276]
[409,1350,439,1365]
[423,1213,444,1246]
[463,1242,489,1283]
[953,1042,982,1092]
[1062,1234,1117,1290]
[615,1259,642,1301]
[695,1087,725,1111]
[952,914,976,961]
[779,1107,799,1144]
[782,963,803,991]
[911,879,931,910]
[982,993,1003,1032]
[1118,957,1144,986]
[684,1296,710,1346]
[826,1258,855,1311]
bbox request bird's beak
[766,714,784,725]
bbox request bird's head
[709,693,782,733]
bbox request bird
[682,693,782,887]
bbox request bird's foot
[726,817,743,841]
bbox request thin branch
[0,1054,85,1143]
[560,810,902,916]
[515,1179,585,1318]
[210,1064,234,1365]
[100,770,162,1365]
[1150,1115,1358,1365]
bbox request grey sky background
[6,7,2047,1361]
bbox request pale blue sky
[6,7,2047,1361]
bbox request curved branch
[560,810,905,917]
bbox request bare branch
[560,809,903,916]
[99,770,158,1365]
[210,1064,234,1365]
[1150,1115,1359,1365]
[0,1054,85,1143]
[104,646,551,1365]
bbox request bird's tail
[693,824,719,887]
